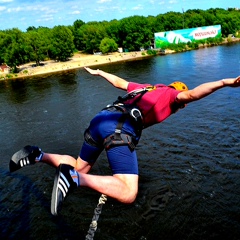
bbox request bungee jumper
[9,67,240,217]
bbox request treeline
[0,8,239,71]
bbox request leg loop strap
[103,133,137,151]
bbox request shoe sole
[51,165,71,216]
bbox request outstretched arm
[84,67,129,90]
[177,76,240,104]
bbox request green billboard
[154,25,221,49]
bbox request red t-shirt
[126,82,180,128]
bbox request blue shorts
[80,110,139,175]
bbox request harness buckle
[130,108,142,121]
[115,129,121,134]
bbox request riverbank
[1,37,239,80]
[0,50,166,80]
[18,51,165,79]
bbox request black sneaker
[51,164,77,216]
[9,145,42,172]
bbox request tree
[77,23,107,53]
[26,26,37,32]
[119,16,152,51]
[161,12,183,31]
[25,29,50,65]
[105,20,121,45]
[185,12,206,28]
[99,38,118,54]
[0,31,9,64]
[72,19,85,50]
[50,26,75,61]
[3,28,30,71]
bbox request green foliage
[25,28,50,65]
[1,28,30,72]
[5,74,13,79]
[50,26,75,61]
[119,16,152,51]
[187,41,199,49]
[72,19,85,50]
[146,49,157,55]
[0,8,239,68]
[76,23,107,53]
[99,38,118,54]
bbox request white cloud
[6,5,58,14]
[169,0,178,4]
[0,0,13,2]
[7,7,23,13]
[97,0,112,3]
[0,6,6,11]
[71,10,81,15]
[36,16,54,22]
[132,4,143,10]
[94,6,107,12]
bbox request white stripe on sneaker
[58,184,67,198]
[59,178,68,194]
[20,159,30,167]
[20,160,24,167]
[57,172,71,198]
[60,172,70,188]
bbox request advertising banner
[154,25,221,48]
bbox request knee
[75,157,93,173]
[114,174,138,204]
[120,189,138,204]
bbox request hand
[233,76,240,87]
[223,76,240,87]
[84,67,100,75]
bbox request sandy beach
[11,51,164,79]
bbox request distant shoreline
[1,51,163,80]
[1,38,240,81]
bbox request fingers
[84,67,99,76]
[232,76,240,87]
[84,67,94,74]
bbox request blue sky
[0,0,239,31]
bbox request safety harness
[84,85,157,151]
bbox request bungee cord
[85,194,108,240]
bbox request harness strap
[84,129,103,148]
[85,86,158,151]
[102,104,142,151]
[114,85,156,105]
[103,133,136,151]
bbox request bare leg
[73,156,139,202]
[79,173,139,203]
[41,153,77,168]
[42,154,139,203]
[41,153,93,173]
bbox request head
[168,81,188,91]
[169,81,188,112]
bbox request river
[0,43,240,240]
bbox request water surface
[0,43,240,240]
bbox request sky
[0,0,239,31]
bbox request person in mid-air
[9,67,240,216]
